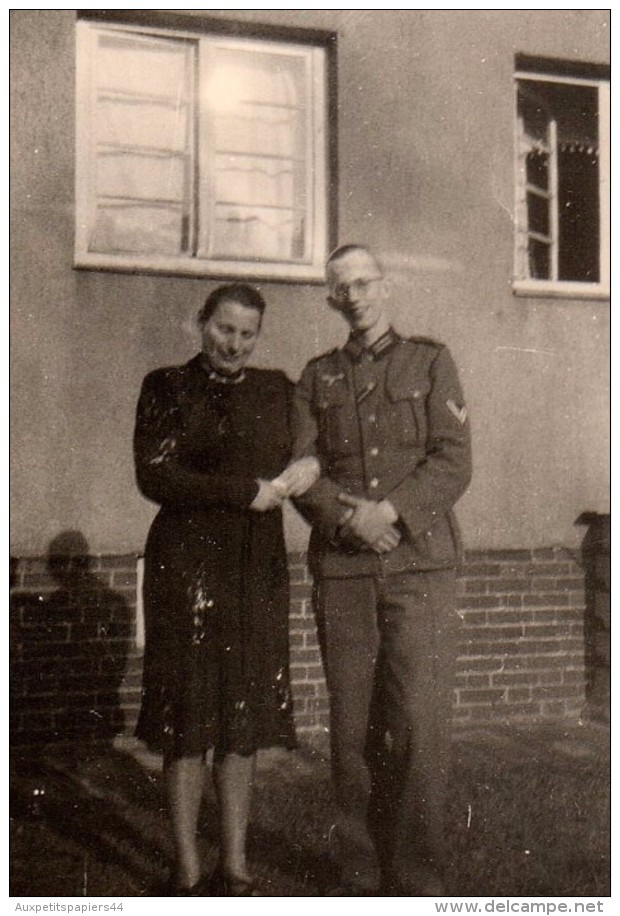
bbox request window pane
[202,45,310,261]
[526,150,548,190]
[97,33,191,99]
[214,154,301,209]
[88,31,195,256]
[90,204,187,255]
[518,85,550,149]
[97,152,187,202]
[213,204,304,261]
[529,238,550,279]
[526,191,550,237]
[558,144,600,282]
[98,98,189,153]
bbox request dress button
[369,477,379,489]
[370,447,379,457]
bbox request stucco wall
[10,10,610,556]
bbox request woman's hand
[250,479,286,512]
[271,457,321,498]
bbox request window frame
[74,11,337,284]
[513,54,609,301]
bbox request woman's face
[200,299,262,376]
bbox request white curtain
[205,47,307,261]
[89,32,193,256]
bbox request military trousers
[313,569,458,893]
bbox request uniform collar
[343,326,401,362]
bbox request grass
[447,731,610,896]
[10,722,610,897]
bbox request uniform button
[368,413,376,423]
[369,477,379,489]
[370,446,379,457]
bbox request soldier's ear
[380,277,392,299]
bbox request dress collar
[343,326,400,362]
[196,354,247,384]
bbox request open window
[514,55,609,299]
[75,13,336,282]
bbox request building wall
[10,9,610,560]
[10,549,586,745]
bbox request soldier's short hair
[326,244,384,275]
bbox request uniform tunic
[292,328,472,893]
[293,329,471,577]
[134,355,296,759]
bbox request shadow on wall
[10,530,134,751]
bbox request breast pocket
[386,381,429,447]
[316,387,359,458]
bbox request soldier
[292,244,472,896]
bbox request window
[514,55,609,299]
[75,13,335,282]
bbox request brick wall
[10,555,143,746]
[453,549,586,724]
[10,548,586,747]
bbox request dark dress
[133,355,297,759]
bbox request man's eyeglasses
[328,276,383,303]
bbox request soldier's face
[200,299,261,375]
[327,250,389,334]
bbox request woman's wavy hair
[198,284,266,326]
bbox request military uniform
[292,328,472,893]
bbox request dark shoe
[209,866,261,896]
[174,878,210,897]
[157,874,211,896]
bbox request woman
[133,284,318,896]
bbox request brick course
[10,548,586,746]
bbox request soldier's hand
[333,507,364,550]
[337,493,399,547]
[371,526,402,554]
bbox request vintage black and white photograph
[10,8,610,901]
